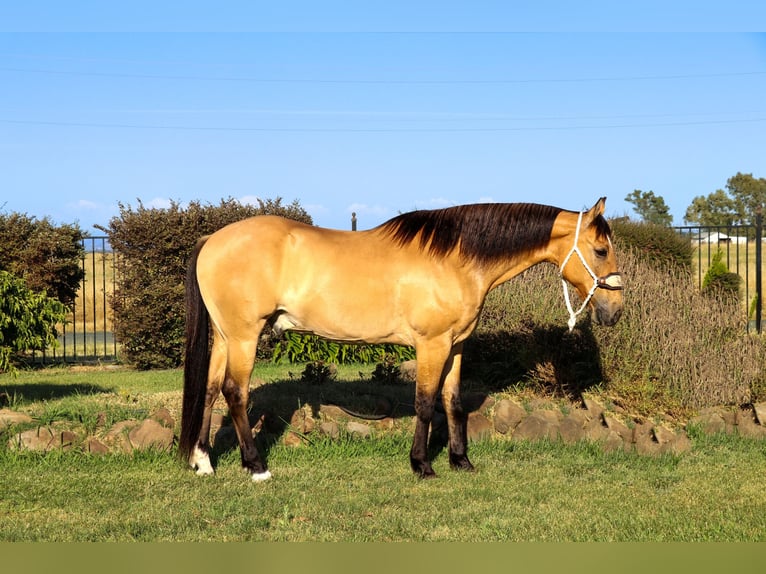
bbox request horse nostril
[596,305,622,326]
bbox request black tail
[179,237,211,460]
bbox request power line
[1,66,765,85]
[3,116,766,133]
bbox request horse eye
[595,248,608,258]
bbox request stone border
[3,397,766,456]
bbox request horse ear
[584,197,606,225]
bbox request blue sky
[1,3,765,232]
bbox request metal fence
[32,236,118,364]
[31,218,765,365]
[673,214,763,333]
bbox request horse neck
[482,247,554,291]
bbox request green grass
[2,365,766,541]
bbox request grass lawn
[1,365,766,542]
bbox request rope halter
[559,209,624,332]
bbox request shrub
[0,271,68,374]
[702,250,741,300]
[98,197,312,369]
[272,331,415,365]
[0,213,85,306]
[610,218,693,271]
[467,248,765,416]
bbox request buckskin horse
[180,198,623,481]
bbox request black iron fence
[32,236,118,364]
[673,212,763,333]
[30,217,765,365]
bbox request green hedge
[98,197,312,369]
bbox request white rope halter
[560,210,599,331]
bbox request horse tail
[179,236,211,461]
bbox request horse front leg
[441,343,474,472]
[410,339,451,478]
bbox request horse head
[555,197,624,329]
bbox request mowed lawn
[1,366,765,542]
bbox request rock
[584,416,610,442]
[735,407,766,439]
[319,421,340,439]
[513,410,560,442]
[661,432,693,455]
[652,425,677,446]
[319,404,348,421]
[0,409,33,430]
[283,431,304,447]
[559,410,589,444]
[57,430,78,451]
[346,421,372,438]
[151,407,175,429]
[689,411,727,435]
[582,396,605,420]
[601,430,625,453]
[603,415,633,443]
[633,424,663,455]
[289,406,316,435]
[493,399,526,434]
[11,427,54,451]
[128,419,174,452]
[104,420,140,453]
[87,438,110,454]
[753,402,766,426]
[399,360,418,383]
[467,412,493,442]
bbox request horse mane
[378,203,568,265]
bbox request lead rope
[560,209,600,332]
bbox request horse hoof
[449,456,475,472]
[190,446,215,476]
[251,470,272,482]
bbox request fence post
[756,209,762,333]
[351,212,357,231]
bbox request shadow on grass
[0,382,112,405]
[209,320,607,470]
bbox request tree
[683,172,766,226]
[726,172,766,224]
[684,189,738,226]
[0,213,85,306]
[0,270,68,374]
[624,189,673,226]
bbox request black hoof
[449,454,475,472]
[411,458,437,479]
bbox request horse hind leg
[221,338,271,482]
[188,333,227,476]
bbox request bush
[272,331,415,365]
[610,218,693,271]
[98,197,312,369]
[0,213,85,306]
[702,250,741,300]
[0,271,68,374]
[467,248,765,416]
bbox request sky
[1,3,765,234]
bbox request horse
[180,197,623,481]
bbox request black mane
[378,203,566,265]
